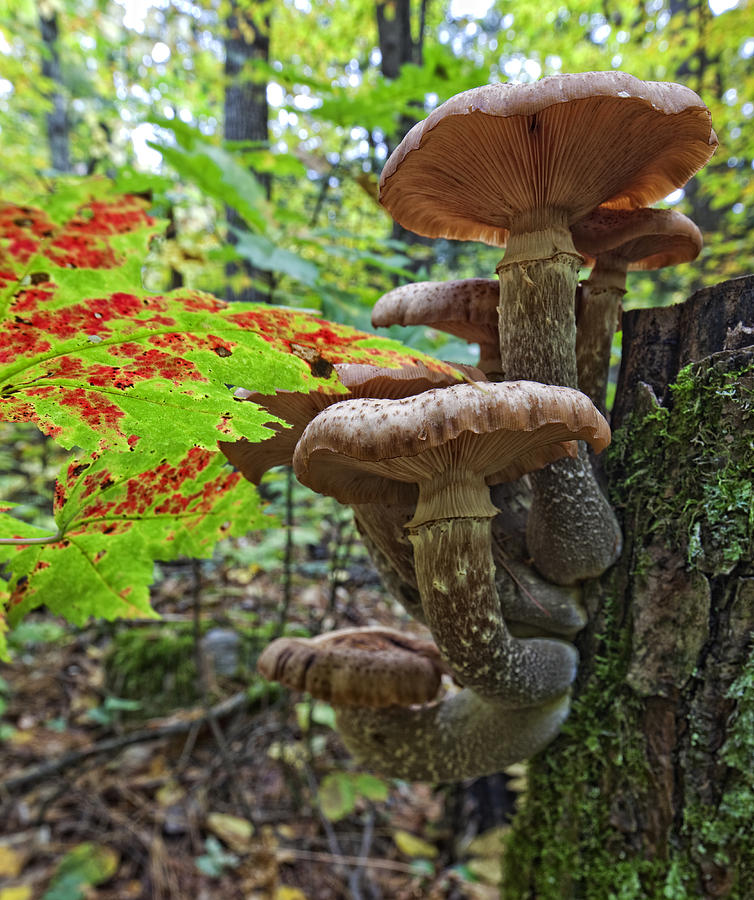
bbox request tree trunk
[503,275,754,898]
[223,2,272,303]
[376,0,434,268]
[39,10,71,174]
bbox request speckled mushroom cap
[218,361,481,484]
[372,279,499,343]
[257,627,445,707]
[293,380,611,524]
[372,279,502,374]
[571,207,703,271]
[379,72,717,247]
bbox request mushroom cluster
[225,71,716,783]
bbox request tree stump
[503,275,754,899]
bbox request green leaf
[0,179,459,458]
[230,228,320,286]
[393,829,439,859]
[353,773,389,802]
[148,121,270,233]
[1,448,266,627]
[42,842,119,900]
[319,772,357,821]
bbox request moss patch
[612,351,754,575]
[503,351,754,899]
[105,627,200,717]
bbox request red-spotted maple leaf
[0,176,460,643]
[0,449,266,631]
[0,178,459,457]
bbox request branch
[0,690,250,795]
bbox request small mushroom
[571,207,703,414]
[293,380,610,706]
[258,627,445,707]
[258,626,571,782]
[372,279,502,377]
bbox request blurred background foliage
[2,0,751,332]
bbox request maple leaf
[0,178,460,458]
[0,175,460,637]
[0,448,266,628]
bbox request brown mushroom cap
[372,279,499,344]
[372,279,502,375]
[379,72,717,247]
[571,207,703,271]
[293,381,611,523]
[257,627,445,707]
[219,361,479,484]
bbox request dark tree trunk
[503,275,754,898]
[223,3,272,303]
[39,10,71,174]
[376,0,433,267]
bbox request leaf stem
[0,531,62,545]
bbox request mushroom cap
[571,207,703,270]
[257,627,445,707]
[293,381,611,507]
[372,279,499,346]
[379,72,717,246]
[219,361,479,484]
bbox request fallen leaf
[393,829,438,859]
[206,812,254,854]
[465,825,510,858]
[0,845,27,879]
[0,886,33,900]
[467,855,503,885]
[274,888,308,900]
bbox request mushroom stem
[496,208,581,387]
[409,515,578,706]
[337,688,570,782]
[494,221,622,584]
[354,495,588,637]
[527,447,623,585]
[575,256,627,416]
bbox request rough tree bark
[376,0,433,267]
[39,9,71,174]
[223,2,272,303]
[503,275,754,898]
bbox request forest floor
[0,499,520,900]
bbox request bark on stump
[503,275,754,899]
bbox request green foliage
[318,771,389,821]
[195,836,239,878]
[42,842,119,900]
[295,699,337,731]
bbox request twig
[275,468,295,639]
[0,691,250,795]
[349,807,376,899]
[327,508,355,616]
[191,560,257,826]
[303,764,357,895]
[278,847,419,874]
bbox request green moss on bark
[502,352,754,899]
